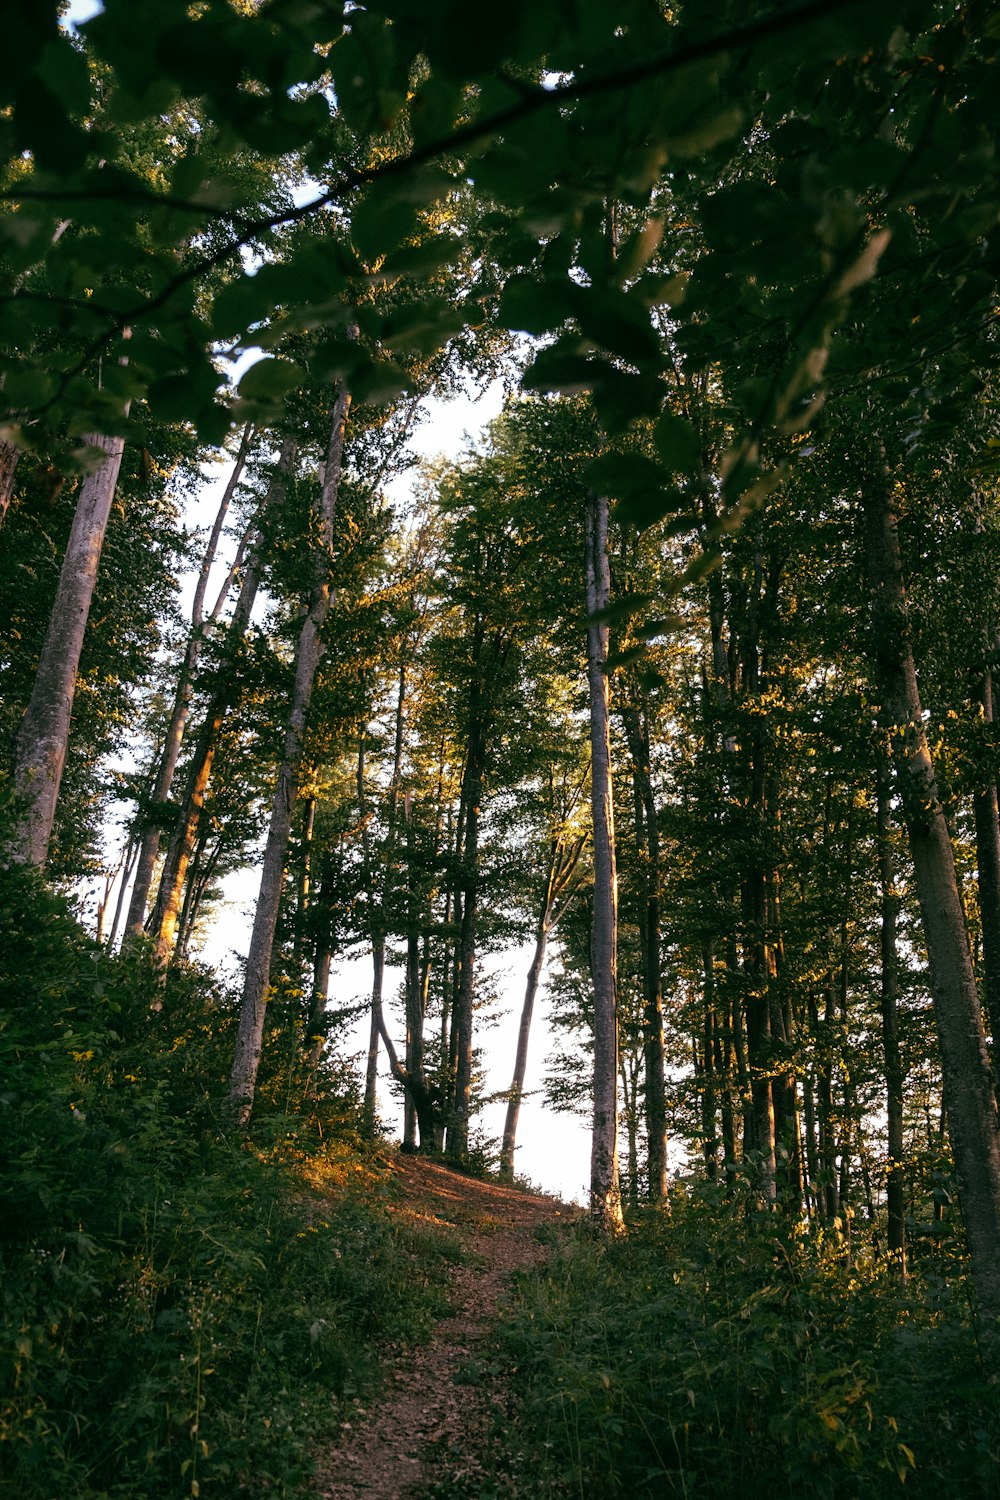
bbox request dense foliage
[495,1198,996,1500]
[0,864,463,1497]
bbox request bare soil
[312,1154,577,1500]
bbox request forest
[3,0,1000,1494]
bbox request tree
[228,383,352,1125]
[7,430,128,866]
[861,449,1000,1346]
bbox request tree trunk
[363,952,382,1135]
[126,424,252,933]
[971,667,1000,1063]
[227,387,351,1126]
[876,762,907,1273]
[447,717,485,1157]
[585,488,624,1233]
[403,791,422,1149]
[0,437,22,528]
[620,689,669,1204]
[149,438,294,956]
[8,432,127,867]
[863,466,1000,1347]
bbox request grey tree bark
[620,687,668,1204]
[8,431,127,867]
[876,757,907,1274]
[863,465,1000,1350]
[971,666,1000,1063]
[149,437,294,957]
[499,820,585,1179]
[125,423,252,934]
[227,387,351,1126]
[447,711,487,1157]
[585,488,624,1233]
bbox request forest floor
[311,1154,579,1499]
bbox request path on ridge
[312,1155,577,1499]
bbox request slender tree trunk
[363,953,382,1135]
[500,890,552,1180]
[227,387,351,1125]
[814,978,840,1221]
[802,1065,820,1216]
[355,729,385,1136]
[149,438,294,955]
[971,667,1000,1062]
[447,718,485,1157]
[8,432,127,866]
[292,791,316,967]
[177,831,224,954]
[622,1055,640,1207]
[876,763,907,1273]
[312,943,332,1034]
[126,425,252,933]
[585,489,623,1233]
[105,831,140,951]
[718,984,738,1179]
[621,690,669,1203]
[863,467,1000,1348]
[403,792,422,1149]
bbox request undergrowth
[492,1186,1000,1500]
[0,866,458,1497]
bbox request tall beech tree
[125,423,253,934]
[585,486,624,1231]
[8,431,128,867]
[861,451,1000,1345]
[228,384,352,1125]
[150,436,297,956]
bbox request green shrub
[494,1185,1000,1499]
[0,866,456,1497]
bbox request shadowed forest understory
[5,0,1000,1493]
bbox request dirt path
[312,1155,576,1499]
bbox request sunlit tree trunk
[228,386,351,1126]
[150,438,294,957]
[126,424,252,934]
[8,431,127,867]
[585,488,624,1233]
[863,466,1000,1349]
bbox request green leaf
[653,412,701,476]
[585,452,668,504]
[1,369,58,411]
[523,343,613,397]
[36,38,92,116]
[329,15,407,136]
[498,276,576,336]
[592,369,664,435]
[351,357,410,406]
[570,285,663,366]
[351,192,419,264]
[237,358,305,401]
